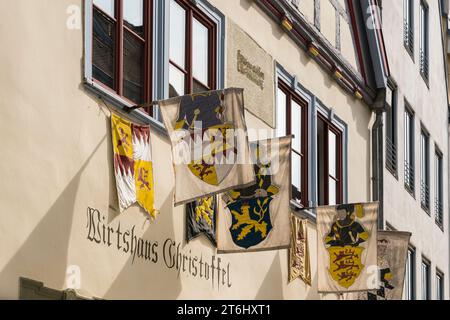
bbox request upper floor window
[419,1,429,82]
[404,106,415,195]
[386,84,398,176]
[435,149,444,227]
[317,114,343,206]
[404,0,414,56]
[436,271,444,300]
[404,247,416,300]
[420,128,430,212]
[277,80,308,207]
[92,0,152,105]
[169,0,217,97]
[421,259,431,300]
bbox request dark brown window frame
[169,0,217,96]
[277,80,309,207]
[317,113,344,206]
[92,0,153,111]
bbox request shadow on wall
[0,136,107,299]
[254,252,284,299]
[103,189,182,299]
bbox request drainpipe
[371,88,387,230]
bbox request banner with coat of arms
[111,113,156,218]
[186,196,217,246]
[354,230,411,300]
[217,136,292,253]
[317,202,378,293]
[159,88,255,206]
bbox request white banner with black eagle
[158,88,254,206]
[317,202,378,293]
[217,136,292,253]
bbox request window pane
[276,88,287,137]
[328,178,337,206]
[94,0,115,17]
[169,64,185,97]
[93,7,116,89]
[192,18,209,86]
[124,0,144,37]
[291,100,302,152]
[291,152,302,202]
[169,0,186,68]
[328,130,337,177]
[123,30,144,103]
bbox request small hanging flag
[289,214,312,286]
[111,113,157,218]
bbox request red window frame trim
[92,0,153,110]
[318,113,343,205]
[169,0,217,95]
[278,79,309,207]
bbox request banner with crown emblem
[159,88,254,206]
[186,196,217,246]
[111,113,156,218]
[289,214,312,285]
[217,136,292,253]
[353,231,411,300]
[317,202,378,293]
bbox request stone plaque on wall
[226,19,275,128]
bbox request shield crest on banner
[175,92,237,186]
[227,197,274,249]
[327,246,364,289]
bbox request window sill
[385,164,399,180]
[435,220,444,232]
[83,79,168,138]
[290,200,317,224]
[404,184,416,199]
[420,72,430,89]
[404,43,415,62]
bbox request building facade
[381,0,449,300]
[0,0,446,300]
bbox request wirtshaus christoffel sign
[85,207,233,290]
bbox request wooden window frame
[404,105,415,196]
[386,84,398,177]
[420,128,430,213]
[277,80,309,207]
[421,258,431,300]
[405,247,416,300]
[404,0,414,58]
[318,113,343,206]
[169,0,217,96]
[436,270,444,300]
[435,148,444,228]
[419,0,429,83]
[92,0,153,110]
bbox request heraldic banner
[159,88,254,206]
[217,136,292,253]
[111,113,156,218]
[317,202,378,293]
[289,214,312,285]
[355,230,411,300]
[186,196,217,246]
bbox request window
[419,1,429,81]
[404,0,414,56]
[169,0,217,97]
[421,259,431,300]
[436,271,444,300]
[317,114,343,206]
[276,80,308,207]
[386,84,398,176]
[404,248,416,300]
[435,149,444,227]
[420,129,430,211]
[404,106,415,194]
[92,0,152,105]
